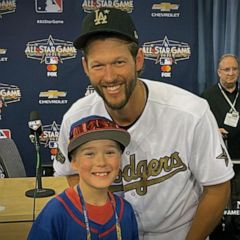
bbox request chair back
[0,138,26,178]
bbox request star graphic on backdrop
[216,146,229,167]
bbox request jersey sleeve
[189,105,234,185]
[27,198,63,240]
[120,198,139,240]
[28,222,53,240]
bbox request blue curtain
[198,0,240,94]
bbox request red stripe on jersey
[56,195,98,234]
[99,193,125,238]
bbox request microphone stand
[25,131,55,198]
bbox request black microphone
[28,111,42,144]
[25,111,55,198]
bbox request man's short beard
[93,77,137,110]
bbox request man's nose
[104,65,116,82]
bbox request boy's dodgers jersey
[54,79,234,239]
[28,189,138,240]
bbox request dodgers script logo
[110,151,187,196]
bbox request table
[0,176,68,240]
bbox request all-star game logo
[0,0,16,19]
[25,35,77,78]
[40,121,61,161]
[0,83,21,120]
[82,0,134,13]
[143,36,191,78]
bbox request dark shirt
[201,83,240,159]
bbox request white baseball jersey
[54,79,234,240]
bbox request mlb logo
[160,57,173,65]
[35,0,63,13]
[45,56,59,64]
[0,129,11,139]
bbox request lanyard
[77,185,122,240]
[218,83,239,112]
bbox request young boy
[28,115,139,240]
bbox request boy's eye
[106,149,119,155]
[106,151,114,155]
[84,152,94,157]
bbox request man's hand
[186,181,231,240]
[219,128,228,139]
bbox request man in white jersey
[53,7,234,240]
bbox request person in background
[28,115,139,240]
[54,7,234,240]
[202,54,240,158]
[202,54,240,240]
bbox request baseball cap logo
[94,9,110,26]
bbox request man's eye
[91,64,103,69]
[115,60,125,66]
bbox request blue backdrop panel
[0,0,197,176]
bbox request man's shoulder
[63,92,103,119]
[142,78,209,117]
[69,92,101,111]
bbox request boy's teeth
[95,172,107,176]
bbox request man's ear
[82,57,89,77]
[136,48,144,72]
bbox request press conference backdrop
[0,0,198,176]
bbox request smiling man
[54,8,234,240]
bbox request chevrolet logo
[152,3,179,12]
[39,90,67,99]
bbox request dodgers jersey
[54,79,234,240]
[28,189,138,240]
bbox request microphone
[25,111,55,198]
[28,111,42,144]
